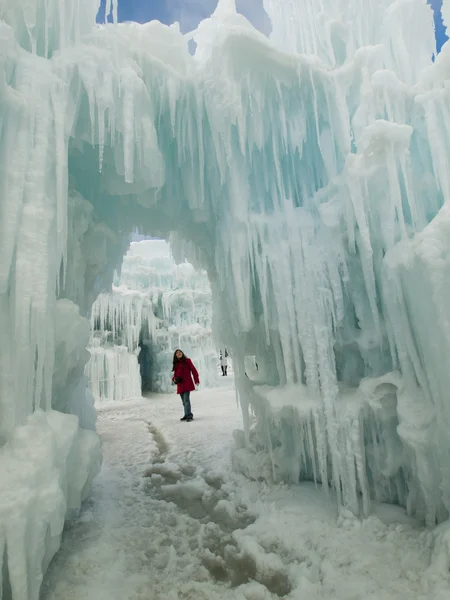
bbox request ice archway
[2,0,450,597]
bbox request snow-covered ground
[40,378,444,600]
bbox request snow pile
[88,240,218,399]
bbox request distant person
[220,351,228,376]
[172,349,200,422]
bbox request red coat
[172,358,199,393]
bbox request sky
[98,0,271,34]
[98,0,447,52]
[430,0,448,51]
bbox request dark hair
[172,349,186,370]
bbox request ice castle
[2,0,450,597]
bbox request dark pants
[221,366,227,376]
[180,392,192,417]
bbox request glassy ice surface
[87,239,218,400]
[2,0,450,596]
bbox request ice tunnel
[2,0,450,596]
[87,239,218,400]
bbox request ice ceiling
[2,0,450,596]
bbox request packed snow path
[40,380,442,600]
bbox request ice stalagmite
[2,0,450,597]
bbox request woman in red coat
[172,349,200,421]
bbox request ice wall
[2,0,450,595]
[263,0,435,80]
[0,1,120,596]
[443,0,450,29]
[88,240,218,399]
[86,341,142,402]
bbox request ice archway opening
[87,237,220,400]
[3,0,450,597]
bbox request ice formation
[1,0,450,596]
[87,341,142,402]
[87,239,218,401]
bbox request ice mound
[236,373,440,524]
[0,410,101,600]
